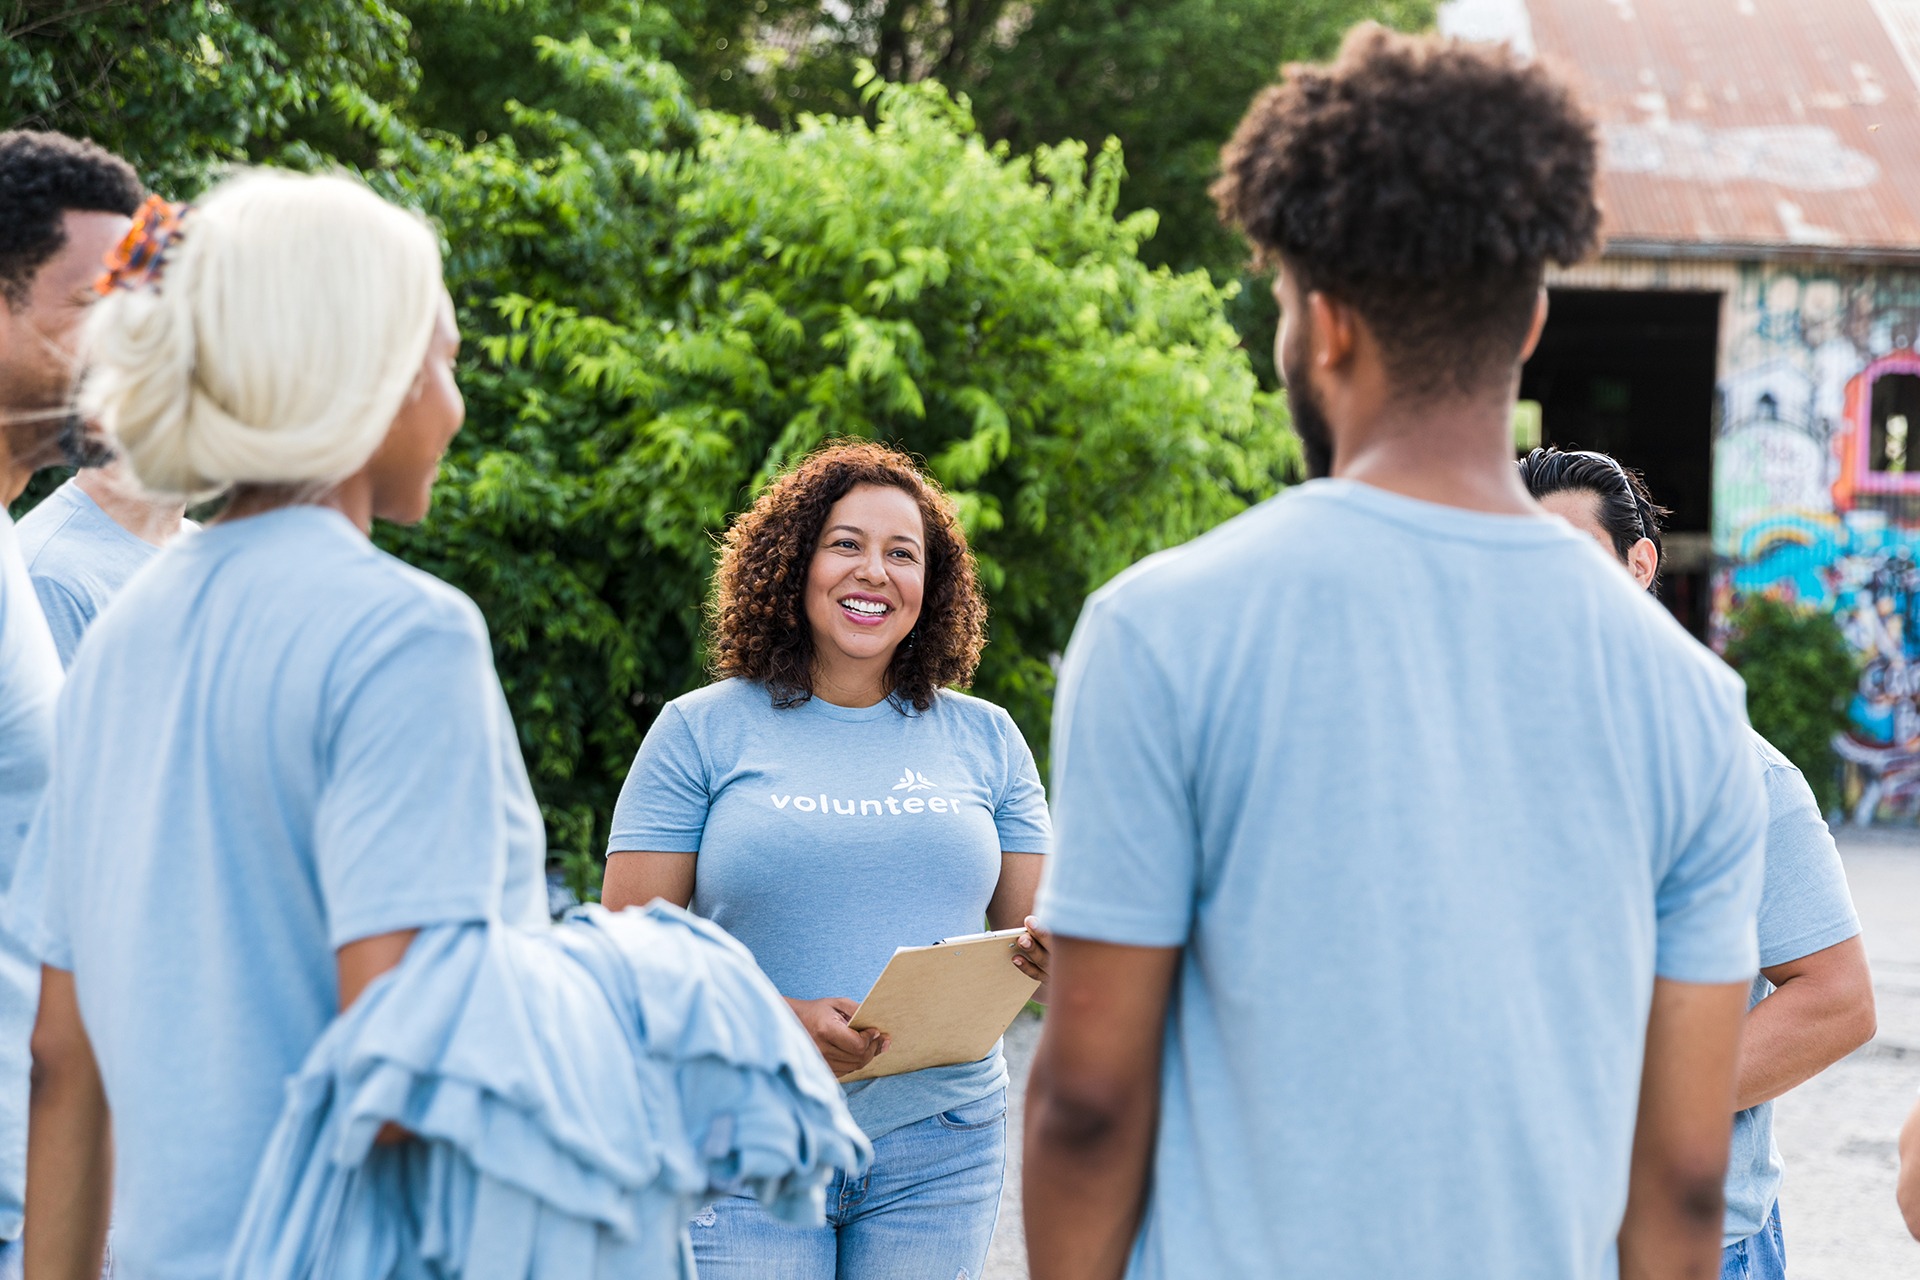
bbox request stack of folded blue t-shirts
[225,903,870,1280]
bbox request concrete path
[984,1011,1039,1280]
[987,830,1920,1278]
[1770,830,1920,1277]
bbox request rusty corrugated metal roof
[1491,0,1920,256]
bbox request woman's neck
[219,473,374,534]
[809,653,891,708]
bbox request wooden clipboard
[836,927,1040,1083]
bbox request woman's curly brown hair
[710,440,988,711]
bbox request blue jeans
[1720,1201,1786,1280]
[690,1087,1006,1280]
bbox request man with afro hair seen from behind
[1023,25,1765,1280]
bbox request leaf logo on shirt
[891,766,937,793]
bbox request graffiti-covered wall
[1712,262,1920,821]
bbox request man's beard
[57,412,114,468]
[0,403,68,475]
[1281,354,1335,481]
[0,339,80,472]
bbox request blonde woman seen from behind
[19,171,549,1280]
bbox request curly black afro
[1213,24,1600,394]
[0,130,143,307]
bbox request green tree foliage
[395,0,677,144]
[964,0,1436,276]
[672,0,1435,276]
[1724,596,1860,815]
[1,0,414,192]
[663,0,1435,386]
[6,8,1292,896]
[358,43,1289,893]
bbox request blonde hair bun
[81,170,445,498]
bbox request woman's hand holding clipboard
[786,996,891,1076]
[832,924,1047,1083]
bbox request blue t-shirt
[0,513,60,1242]
[607,677,1051,1139]
[13,506,547,1280]
[15,479,164,667]
[1724,731,1861,1245]
[1038,479,1766,1280]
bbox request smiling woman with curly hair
[602,439,1053,1280]
[708,439,987,709]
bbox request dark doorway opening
[1520,289,1721,637]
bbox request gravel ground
[987,829,1920,1279]
[985,1011,1039,1280]
[1769,830,1920,1277]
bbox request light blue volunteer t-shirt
[1039,478,1767,1280]
[0,513,60,1243]
[1724,731,1861,1246]
[608,677,1052,1139]
[12,506,548,1280]
[15,478,165,667]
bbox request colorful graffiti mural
[1715,266,1920,821]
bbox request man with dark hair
[1520,446,1872,1280]
[18,460,194,668]
[0,128,141,1274]
[0,129,142,500]
[0,132,190,668]
[1024,25,1765,1280]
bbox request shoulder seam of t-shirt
[662,699,716,788]
[18,504,83,572]
[985,704,1051,848]
[1680,695,1755,869]
[318,618,491,762]
[67,486,160,557]
[30,576,86,615]
[1051,591,1197,859]
[998,735,1021,815]
[1084,597,1199,806]
[1092,595,1186,708]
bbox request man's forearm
[1734,974,1874,1111]
[1022,1069,1157,1280]
[1620,977,1748,1280]
[24,1061,112,1279]
[1617,1162,1726,1280]
[1898,1096,1920,1238]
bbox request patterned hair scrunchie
[95,194,189,296]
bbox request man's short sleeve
[29,578,90,670]
[1654,714,1767,984]
[8,809,70,972]
[1753,743,1860,968]
[1036,598,1198,947]
[991,708,1052,854]
[313,618,512,947]
[606,703,712,854]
